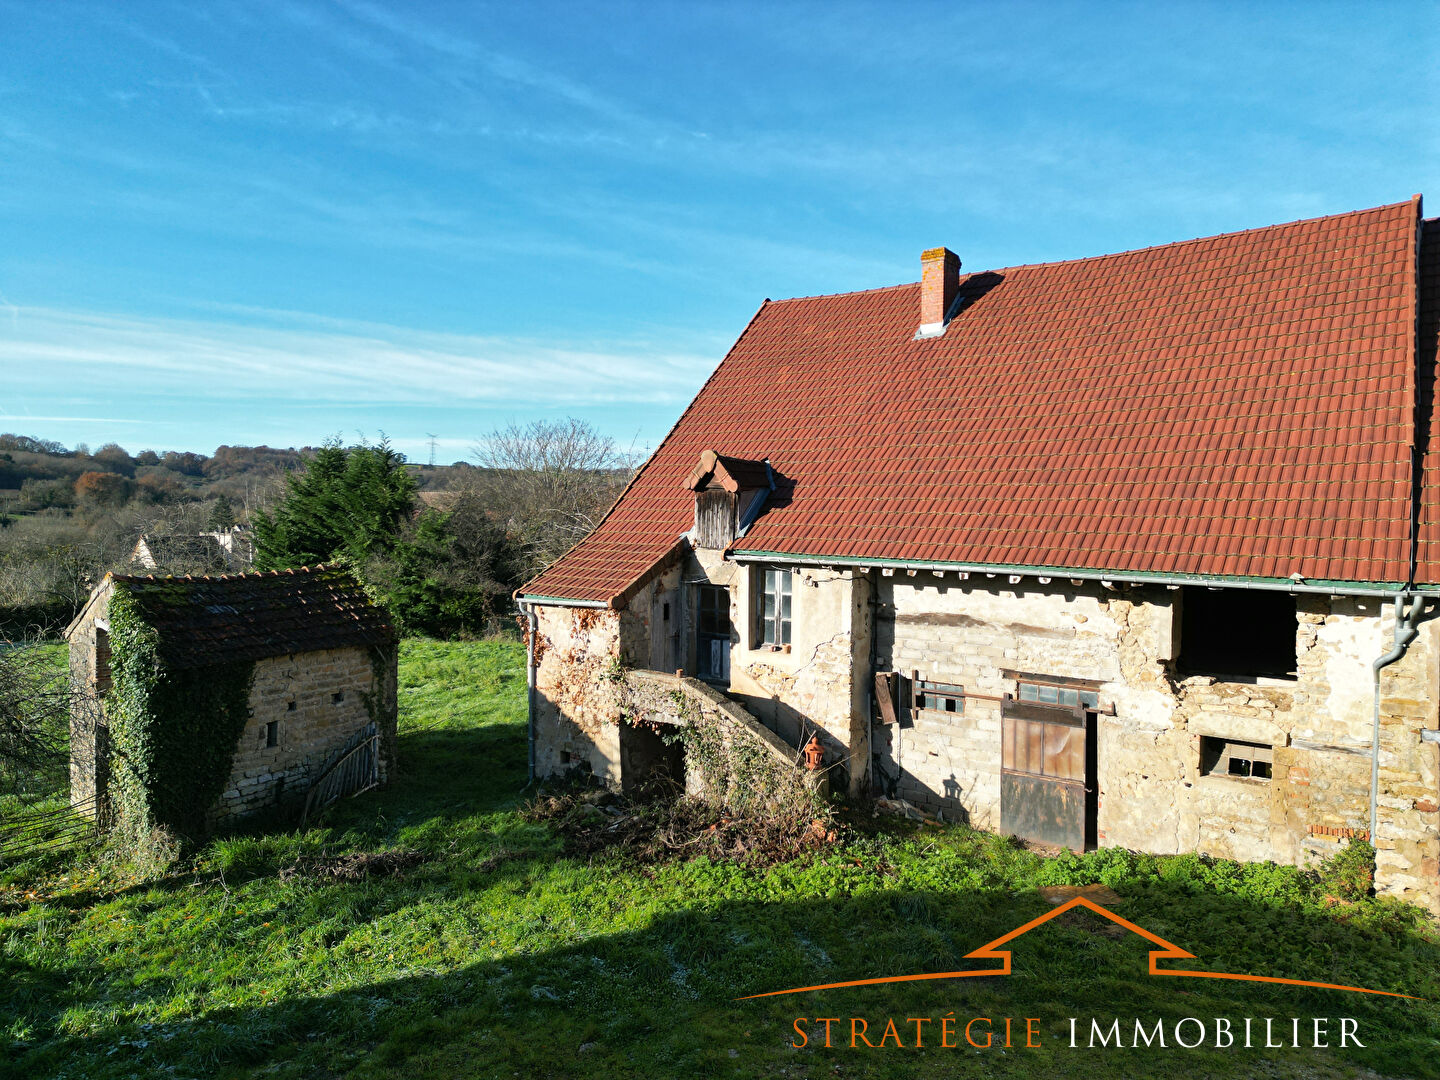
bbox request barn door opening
[1000,698,1095,851]
[619,721,686,799]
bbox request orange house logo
[739,896,1418,1000]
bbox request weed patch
[278,848,427,884]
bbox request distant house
[66,565,397,831]
[518,198,1440,914]
[130,526,255,573]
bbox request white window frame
[758,568,793,648]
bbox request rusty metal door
[1000,698,1091,851]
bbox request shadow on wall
[726,690,850,792]
[869,731,974,825]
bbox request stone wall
[66,580,112,814]
[530,554,1440,911]
[215,644,392,822]
[683,548,872,795]
[621,669,823,813]
[873,573,1439,911]
[528,600,822,807]
[529,562,684,785]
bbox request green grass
[2,638,1438,1079]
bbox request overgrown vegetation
[524,780,837,866]
[1,639,1436,1079]
[0,420,629,639]
[252,437,524,638]
[104,587,255,850]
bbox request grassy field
[2,638,1439,1079]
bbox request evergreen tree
[207,494,237,531]
[252,438,416,569]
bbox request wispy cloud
[0,305,719,409]
[334,1,653,130]
[0,414,143,425]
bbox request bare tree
[471,418,639,574]
[0,641,74,797]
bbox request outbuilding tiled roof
[524,199,1432,604]
[109,565,395,669]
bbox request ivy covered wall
[106,585,255,843]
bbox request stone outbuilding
[518,197,1440,913]
[129,526,255,573]
[66,564,397,832]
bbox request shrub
[1318,837,1375,902]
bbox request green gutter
[515,593,610,608]
[728,548,1416,597]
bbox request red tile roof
[1415,217,1440,584]
[525,199,1430,604]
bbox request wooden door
[1000,699,1093,851]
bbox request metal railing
[0,796,101,865]
[298,723,380,829]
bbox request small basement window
[265,720,279,749]
[1200,736,1272,780]
[758,568,793,647]
[1179,586,1297,679]
[914,678,965,715]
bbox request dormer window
[684,449,774,550]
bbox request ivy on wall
[656,687,826,821]
[107,586,255,844]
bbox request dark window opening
[286,700,297,712]
[759,568,792,647]
[332,691,345,704]
[1179,587,1297,679]
[265,720,279,748]
[914,678,965,716]
[697,585,731,683]
[662,602,670,621]
[1200,735,1272,781]
[94,627,112,696]
[1017,680,1099,709]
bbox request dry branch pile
[523,784,838,868]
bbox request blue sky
[2,1,1437,463]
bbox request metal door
[1000,698,1092,850]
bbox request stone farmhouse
[130,525,255,573]
[518,197,1440,913]
[67,565,397,830]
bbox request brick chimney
[916,246,960,339]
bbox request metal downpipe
[1371,594,1425,843]
[518,599,539,783]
